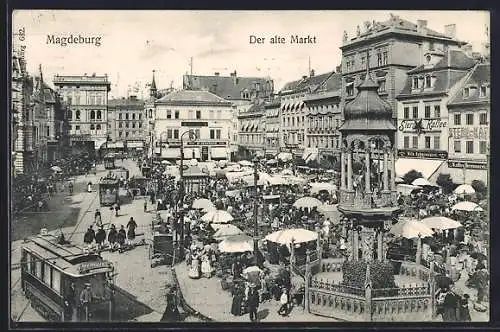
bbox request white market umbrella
[277,152,293,162]
[412,178,436,187]
[161,160,172,165]
[243,266,262,274]
[395,177,405,184]
[280,169,294,176]
[293,196,323,209]
[452,201,483,212]
[50,166,62,172]
[420,216,462,230]
[218,234,254,253]
[213,224,244,240]
[310,182,338,195]
[454,184,476,195]
[192,198,214,210]
[201,209,234,224]
[389,219,434,239]
[202,205,217,213]
[238,160,254,167]
[267,176,288,186]
[266,159,278,165]
[265,228,318,245]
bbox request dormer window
[426,55,432,63]
[463,88,470,98]
[412,77,419,89]
[425,75,432,88]
[480,85,487,97]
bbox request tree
[436,173,456,194]
[471,180,488,200]
[403,170,423,184]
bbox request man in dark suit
[247,284,260,322]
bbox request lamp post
[178,129,197,259]
[252,156,260,255]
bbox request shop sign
[398,119,447,132]
[397,149,448,159]
[448,161,487,170]
[186,141,227,146]
[448,127,489,140]
[181,121,208,127]
[70,134,92,141]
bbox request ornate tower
[149,70,157,98]
[338,60,400,262]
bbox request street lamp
[178,129,197,259]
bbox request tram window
[43,263,51,285]
[52,269,61,294]
[35,259,42,279]
[28,253,34,273]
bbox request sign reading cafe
[398,119,447,132]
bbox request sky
[12,10,489,99]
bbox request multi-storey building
[238,103,266,155]
[263,99,281,156]
[279,70,338,158]
[340,14,467,129]
[53,73,111,156]
[303,73,342,163]
[446,62,490,184]
[395,49,476,182]
[154,90,233,161]
[108,96,146,152]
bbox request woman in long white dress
[188,252,201,279]
[201,254,213,278]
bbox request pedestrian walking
[107,224,118,250]
[117,225,126,248]
[79,283,92,321]
[247,284,260,322]
[83,226,95,245]
[474,262,488,304]
[161,286,181,321]
[95,226,106,250]
[87,182,92,193]
[94,209,102,227]
[278,287,289,316]
[459,294,472,322]
[68,182,73,195]
[126,217,137,246]
[144,200,148,213]
[114,202,120,217]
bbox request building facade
[395,50,476,182]
[53,74,111,156]
[446,62,490,184]
[108,96,146,151]
[237,104,266,155]
[340,15,467,130]
[154,90,233,161]
[263,99,281,156]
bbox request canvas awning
[154,147,161,154]
[183,148,201,159]
[127,141,143,148]
[395,158,445,180]
[211,147,228,160]
[161,148,180,159]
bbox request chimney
[230,70,237,77]
[310,69,315,77]
[214,72,219,76]
[444,24,456,38]
[336,65,341,73]
[231,70,237,84]
[417,20,427,34]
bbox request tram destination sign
[78,261,112,273]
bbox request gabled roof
[407,50,476,74]
[281,71,337,94]
[155,89,232,105]
[397,70,469,98]
[376,16,448,39]
[108,97,145,108]
[183,74,272,100]
[448,63,490,105]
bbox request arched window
[425,75,431,88]
[97,110,102,120]
[119,113,122,120]
[75,110,81,120]
[90,124,95,130]
[132,113,136,120]
[149,109,153,118]
[67,110,72,119]
[96,124,101,130]
[90,110,96,120]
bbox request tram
[99,178,120,206]
[103,153,116,170]
[20,231,115,321]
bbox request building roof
[407,50,476,74]
[448,62,491,105]
[53,74,111,91]
[155,89,233,106]
[397,70,470,98]
[183,74,273,100]
[108,97,145,108]
[280,71,337,94]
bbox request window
[96,124,101,130]
[361,56,366,68]
[43,263,51,285]
[465,113,474,125]
[167,129,172,139]
[466,141,474,154]
[377,53,382,66]
[479,113,488,125]
[132,123,136,129]
[90,124,95,130]
[424,105,431,118]
[46,126,50,137]
[51,269,61,294]
[424,136,431,149]
[119,113,122,120]
[132,113,136,120]
[173,129,179,139]
[118,122,122,128]
[404,107,410,119]
[149,109,153,118]
[382,51,388,65]
[434,105,441,118]
[378,80,386,93]
[97,110,102,120]
[75,95,80,105]
[454,140,461,153]
[404,136,410,149]
[119,131,122,137]
[67,110,72,120]
[75,110,81,120]
[96,94,102,105]
[412,77,419,89]
[217,110,222,119]
[90,110,96,120]
[412,136,418,149]
[463,88,470,98]
[167,110,172,119]
[209,110,214,119]
[195,129,200,139]
[480,86,487,97]
[189,110,194,119]
[216,129,221,139]
[433,136,440,150]
[454,114,461,125]
[174,111,179,119]
[35,259,42,279]
[210,129,215,139]
[425,75,431,88]
[479,141,487,154]
[346,84,354,97]
[125,113,129,120]
[138,123,142,128]
[196,110,201,119]
[139,114,142,120]
[412,106,418,119]
[125,132,129,137]
[125,123,129,128]
[75,125,80,131]
[67,96,72,105]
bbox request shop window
[433,136,440,150]
[403,136,409,149]
[424,136,431,149]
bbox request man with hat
[80,283,92,321]
[247,283,260,322]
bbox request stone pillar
[416,236,422,265]
[347,150,353,190]
[365,149,371,193]
[340,149,346,189]
[377,230,384,262]
[353,228,359,261]
[383,150,389,191]
[390,148,396,191]
[305,251,311,312]
[364,264,372,321]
